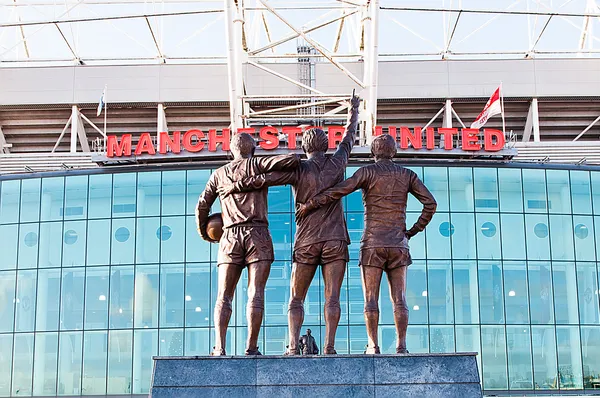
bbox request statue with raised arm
[196,133,300,356]
[219,94,360,355]
[297,134,437,354]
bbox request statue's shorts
[359,247,412,270]
[293,240,349,266]
[218,226,274,267]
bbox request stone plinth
[150,353,482,398]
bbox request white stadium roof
[2,0,600,66]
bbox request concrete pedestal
[150,353,482,397]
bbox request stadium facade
[2,3,600,395]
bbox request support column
[522,98,540,142]
[70,105,79,153]
[157,104,168,136]
[224,0,245,130]
[362,0,379,145]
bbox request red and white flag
[471,86,502,129]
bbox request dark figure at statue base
[298,329,319,355]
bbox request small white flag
[471,86,502,129]
[97,87,106,117]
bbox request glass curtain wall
[0,165,599,396]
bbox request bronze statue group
[196,93,437,356]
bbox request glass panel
[107,330,132,394]
[137,172,161,217]
[132,329,158,394]
[556,326,583,389]
[36,268,61,331]
[429,326,455,353]
[406,261,428,324]
[111,218,135,265]
[498,168,523,213]
[85,266,109,330]
[60,268,85,331]
[82,331,108,395]
[593,172,600,213]
[345,167,364,212]
[268,184,291,213]
[453,261,479,324]
[523,169,547,214]
[474,168,499,212]
[527,262,554,324]
[347,262,363,324]
[570,171,592,215]
[456,325,482,378]
[478,261,504,324]
[184,328,210,356]
[62,220,86,267]
[423,167,449,212]
[18,223,39,269]
[346,214,363,260]
[86,219,111,266]
[553,262,580,324]
[186,170,210,215]
[349,325,368,354]
[64,175,88,220]
[39,221,63,268]
[451,213,476,259]
[406,166,424,212]
[12,333,34,396]
[0,333,13,396]
[161,170,186,216]
[406,213,426,259]
[32,332,58,396]
[506,326,533,390]
[263,326,287,355]
[109,266,134,329]
[546,170,571,214]
[134,264,159,328]
[0,224,18,270]
[581,326,600,390]
[426,213,451,260]
[0,179,20,224]
[15,269,37,332]
[577,262,600,324]
[481,326,508,390]
[427,260,453,324]
[573,216,595,261]
[135,217,160,264]
[185,215,211,263]
[476,213,501,260]
[20,178,41,223]
[0,270,16,333]
[269,213,292,261]
[265,262,290,326]
[525,214,550,261]
[532,325,558,390]
[160,264,184,328]
[449,167,474,212]
[159,329,183,356]
[185,263,211,327]
[40,177,65,222]
[549,215,574,261]
[504,261,529,324]
[88,174,112,219]
[500,214,526,260]
[159,216,185,263]
[112,173,136,218]
[406,325,429,353]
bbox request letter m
[107,134,132,157]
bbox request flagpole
[103,85,107,152]
[500,82,506,136]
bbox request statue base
[150,353,481,397]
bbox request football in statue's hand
[206,213,224,242]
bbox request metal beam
[145,16,165,62]
[158,104,168,134]
[0,125,10,154]
[71,106,90,152]
[574,113,600,142]
[224,0,245,129]
[362,0,379,144]
[522,98,540,142]
[52,114,72,153]
[248,61,325,95]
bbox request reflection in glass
[528,262,554,324]
[107,330,132,394]
[430,326,455,353]
[504,262,530,324]
[137,172,161,217]
[64,175,88,220]
[546,170,571,214]
[453,261,479,324]
[451,213,475,259]
[184,328,210,356]
[134,264,159,328]
[12,333,34,396]
[0,270,16,333]
[427,213,451,259]
[112,173,136,218]
[82,331,108,395]
[576,262,600,324]
[162,170,186,216]
[581,326,600,389]
[449,167,474,211]
[39,221,63,268]
[32,332,58,395]
[556,326,583,389]
[88,174,112,219]
[428,261,453,324]
[573,216,595,261]
[15,269,37,332]
[86,219,111,266]
[481,326,508,390]
[57,332,83,395]
[424,167,449,211]
[36,268,61,331]
[477,214,501,259]
[474,168,499,212]
[185,170,210,215]
[133,329,158,394]
[0,224,18,270]
[109,266,134,329]
[570,171,592,214]
[18,223,39,269]
[20,178,41,223]
[406,325,429,353]
[526,215,550,260]
[41,177,65,222]
[506,326,533,390]
[0,179,20,224]
[532,326,557,390]
[0,333,13,396]
[406,261,428,324]
[60,268,85,331]
[136,218,160,264]
[160,329,183,356]
[550,215,574,260]
[85,266,109,330]
[479,262,504,324]
[111,219,135,265]
[553,262,580,324]
[500,214,526,260]
[160,217,185,263]
[160,264,184,328]
[62,220,86,266]
[498,168,523,212]
[523,169,547,213]
[185,263,211,327]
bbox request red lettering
[209,129,230,152]
[259,126,279,150]
[461,129,481,151]
[107,134,132,157]
[159,131,181,154]
[484,129,505,151]
[134,133,156,155]
[438,128,458,150]
[426,127,435,150]
[182,129,205,152]
[282,127,301,149]
[373,126,384,137]
[400,127,422,150]
[328,126,345,149]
